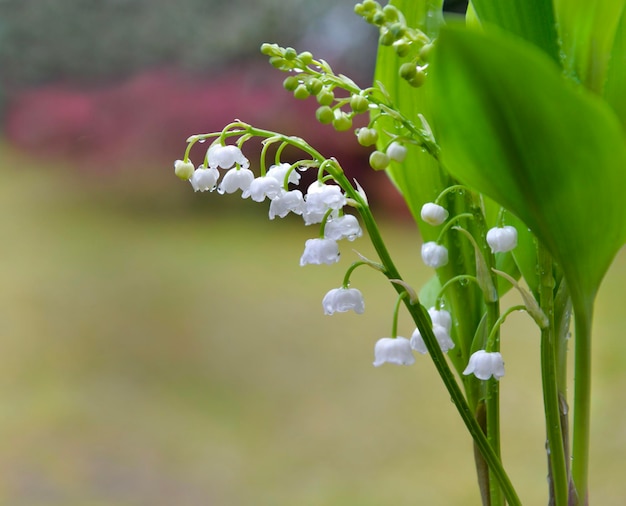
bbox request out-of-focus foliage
[0,0,374,86]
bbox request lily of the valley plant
[174,1,626,504]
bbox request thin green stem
[571,304,592,506]
[434,184,470,205]
[341,260,382,288]
[485,305,527,350]
[436,213,474,243]
[538,245,568,506]
[391,292,409,338]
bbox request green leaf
[504,213,540,298]
[554,0,626,93]
[604,5,626,128]
[373,0,445,232]
[469,0,559,63]
[429,25,626,317]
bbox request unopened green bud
[408,69,426,87]
[332,112,353,131]
[372,11,385,25]
[362,0,380,10]
[269,56,286,69]
[354,3,365,15]
[419,43,434,62]
[399,62,417,80]
[379,28,395,46]
[389,22,406,38]
[316,106,334,124]
[284,47,298,61]
[283,75,300,91]
[294,84,310,100]
[174,159,195,181]
[393,39,411,57]
[357,128,378,147]
[316,88,335,106]
[260,43,279,56]
[298,51,314,66]
[382,4,400,22]
[369,150,390,171]
[306,78,323,95]
[350,94,369,114]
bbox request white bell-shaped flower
[303,207,338,226]
[409,329,428,354]
[217,167,255,194]
[299,238,340,266]
[303,182,345,225]
[410,324,455,354]
[324,215,363,241]
[174,159,195,181]
[428,307,452,333]
[433,324,455,352]
[269,189,306,219]
[207,144,250,170]
[305,182,347,211]
[420,202,449,226]
[322,287,365,315]
[463,350,505,380]
[373,337,415,367]
[242,175,282,202]
[386,141,407,162]
[486,226,518,253]
[189,166,219,192]
[267,163,301,186]
[421,242,449,268]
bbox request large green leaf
[554,0,626,93]
[554,0,626,94]
[469,0,559,63]
[429,25,626,316]
[604,5,626,128]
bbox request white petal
[386,141,407,162]
[269,190,305,219]
[242,176,282,202]
[409,329,428,354]
[486,226,518,253]
[207,144,250,170]
[324,215,362,241]
[322,287,365,315]
[305,185,346,213]
[373,337,415,367]
[217,167,255,194]
[267,163,301,186]
[421,242,449,268]
[420,203,449,226]
[189,167,219,192]
[463,350,505,380]
[299,238,340,266]
[433,324,455,352]
[428,307,452,333]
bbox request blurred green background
[0,1,625,505]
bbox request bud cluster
[261,42,375,133]
[260,40,440,170]
[354,0,433,87]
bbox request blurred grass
[0,146,624,505]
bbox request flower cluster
[176,130,514,383]
[176,142,363,270]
